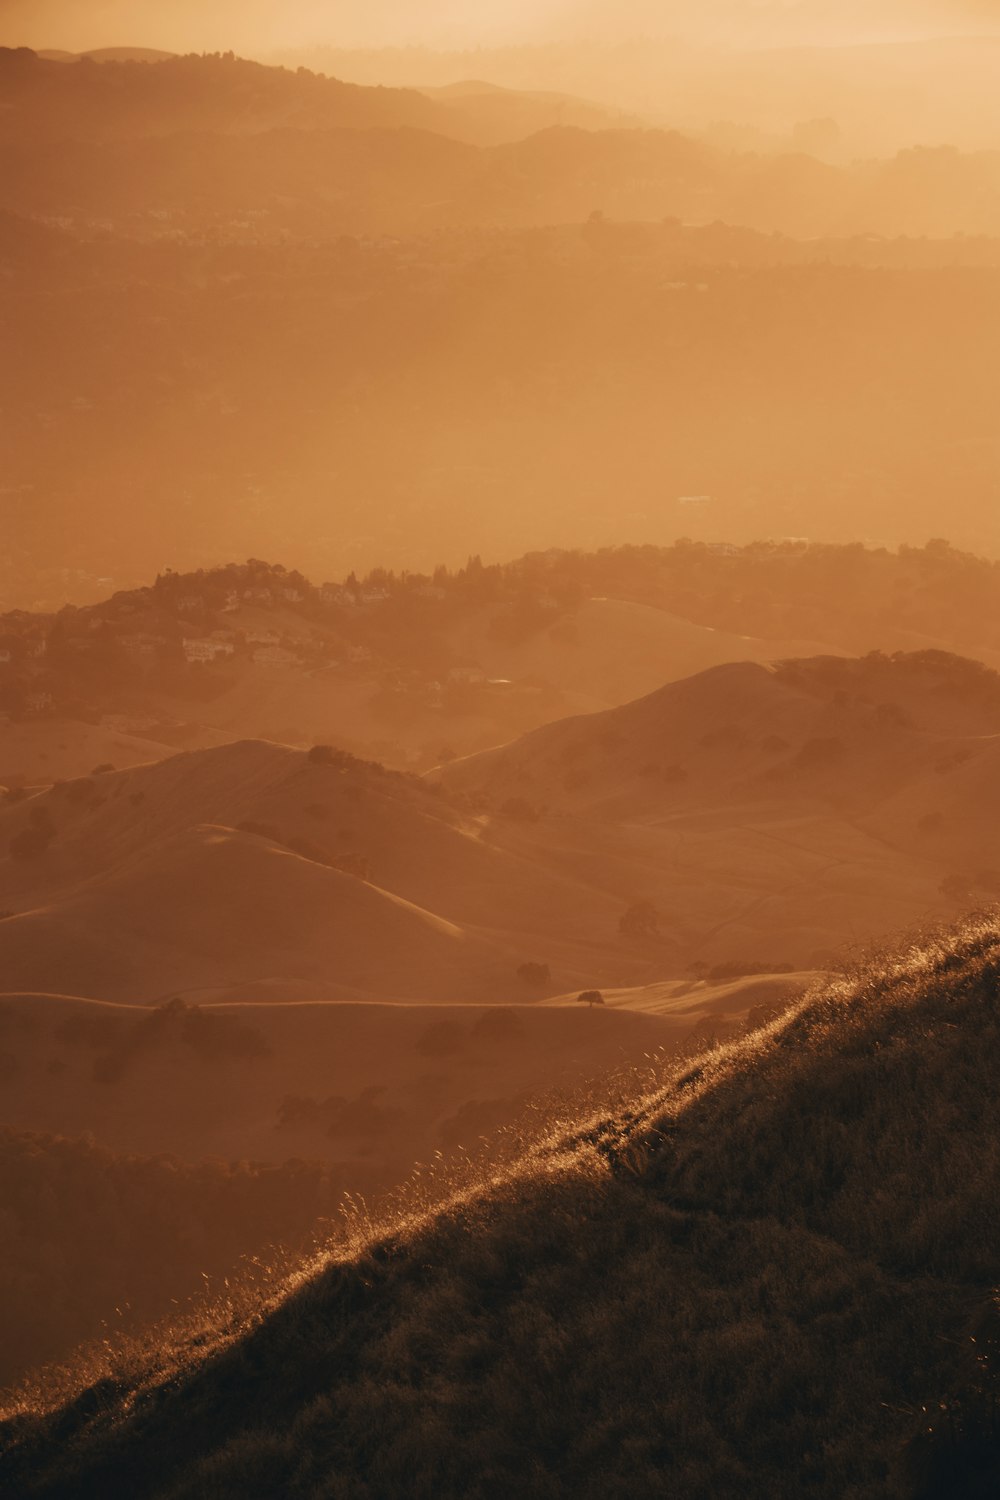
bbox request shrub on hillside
[473,1008,523,1043]
[619,900,659,938]
[307,744,356,769]
[65,999,270,1085]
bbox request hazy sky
[3,0,1000,54]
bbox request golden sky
[3,0,1000,54]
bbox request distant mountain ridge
[0,47,637,149]
[5,47,1000,240]
[37,47,177,63]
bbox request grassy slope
[4,917,1000,1497]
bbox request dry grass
[4,916,1000,1498]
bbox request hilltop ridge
[5,914,998,1497]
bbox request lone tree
[517,961,550,987]
[576,990,605,1008]
[619,900,659,938]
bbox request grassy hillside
[3,914,998,1497]
[0,992,692,1390]
[0,1127,342,1392]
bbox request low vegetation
[0,1129,347,1392]
[4,916,999,1497]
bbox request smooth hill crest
[0,736,660,1002]
[434,650,1000,822]
[4,913,998,1497]
[3,649,1000,1000]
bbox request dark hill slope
[0,48,452,143]
[4,917,1000,1497]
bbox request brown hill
[420,79,642,146]
[446,597,836,717]
[1,651,996,1002]
[429,652,1000,969]
[0,717,176,788]
[0,825,504,1003]
[0,740,637,1001]
[0,48,453,144]
[436,653,1000,818]
[0,990,690,1168]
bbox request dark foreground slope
[4,919,1000,1498]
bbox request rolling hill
[436,650,1000,819]
[0,738,647,1002]
[4,48,639,151]
[0,717,182,789]
[2,651,998,1002]
[0,48,454,143]
[5,913,998,1497]
[0,990,696,1168]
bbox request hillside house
[320,584,357,606]
[183,638,235,664]
[119,633,162,660]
